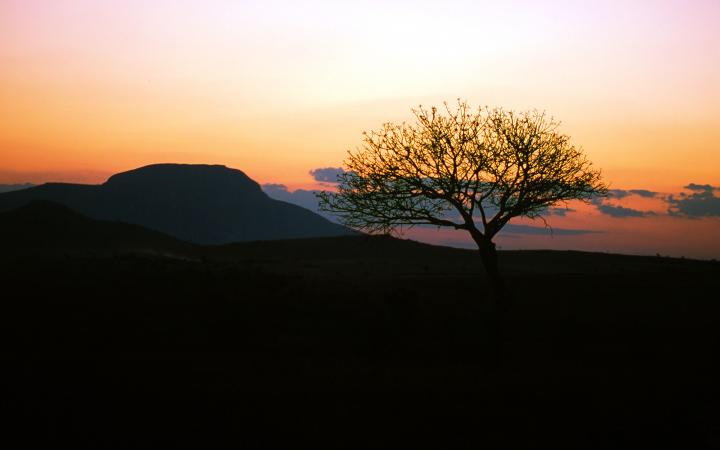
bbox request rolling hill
[2,198,715,278]
[0,200,196,258]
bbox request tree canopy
[318,100,607,291]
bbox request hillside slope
[0,201,195,258]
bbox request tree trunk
[476,238,505,299]
[475,237,510,370]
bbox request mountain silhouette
[0,164,354,244]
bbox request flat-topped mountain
[0,164,354,244]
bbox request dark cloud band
[309,167,345,183]
[596,204,655,218]
[668,184,720,217]
[595,183,720,218]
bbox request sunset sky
[1,0,719,257]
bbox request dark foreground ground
[3,241,720,448]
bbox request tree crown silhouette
[318,100,607,294]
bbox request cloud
[607,189,631,200]
[667,184,720,217]
[502,223,600,236]
[262,183,340,222]
[607,188,658,199]
[262,183,290,194]
[548,207,576,217]
[262,184,319,211]
[684,183,716,192]
[596,204,656,218]
[268,177,720,225]
[309,167,345,183]
[629,189,658,198]
[584,183,720,219]
[591,188,659,218]
[261,183,291,198]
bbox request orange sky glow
[1,0,719,257]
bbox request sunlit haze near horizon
[1,0,719,258]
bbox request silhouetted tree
[318,100,607,302]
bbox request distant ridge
[0,200,194,257]
[0,183,35,193]
[0,164,354,244]
[2,200,715,277]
